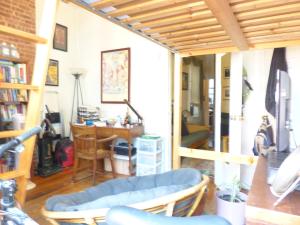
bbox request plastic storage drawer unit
[136,136,162,176]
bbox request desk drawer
[113,129,130,139]
[96,127,113,138]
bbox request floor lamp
[70,71,84,125]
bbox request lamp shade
[70,68,87,77]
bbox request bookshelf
[0,56,28,132]
[0,0,59,206]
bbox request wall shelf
[0,24,47,44]
[0,83,39,90]
[0,56,24,64]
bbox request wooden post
[16,0,60,205]
[172,53,182,169]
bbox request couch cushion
[65,184,189,211]
[181,130,209,147]
[46,168,201,211]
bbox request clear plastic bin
[137,164,161,176]
[137,137,162,153]
[137,151,162,165]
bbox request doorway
[180,55,216,176]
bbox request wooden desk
[96,125,144,175]
[246,156,300,225]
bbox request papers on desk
[94,121,107,127]
[73,122,85,126]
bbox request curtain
[265,48,288,117]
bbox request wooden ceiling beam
[204,0,248,50]
[242,19,300,33]
[170,36,231,48]
[247,31,300,43]
[161,30,227,43]
[90,0,132,9]
[251,39,300,49]
[145,17,218,34]
[176,40,233,52]
[231,0,300,13]
[113,0,156,10]
[240,12,300,27]
[245,26,300,38]
[229,0,253,5]
[68,0,176,52]
[179,45,238,56]
[123,0,204,23]
[180,39,300,57]
[107,0,168,17]
[236,2,300,21]
[157,24,223,38]
[132,10,213,29]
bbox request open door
[173,52,257,186]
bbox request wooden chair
[70,124,118,184]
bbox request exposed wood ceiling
[70,0,300,56]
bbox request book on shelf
[0,90,28,102]
[0,104,26,121]
[0,60,27,84]
[0,59,28,132]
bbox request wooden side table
[246,156,300,225]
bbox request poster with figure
[46,59,59,86]
[101,48,130,103]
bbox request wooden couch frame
[42,175,209,225]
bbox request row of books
[0,89,28,102]
[0,104,26,121]
[0,60,27,84]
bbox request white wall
[36,1,172,171]
[241,46,300,186]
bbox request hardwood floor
[24,168,216,224]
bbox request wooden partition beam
[204,0,248,50]
[179,147,258,165]
[172,54,182,169]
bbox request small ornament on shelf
[10,44,20,59]
[123,111,131,126]
[0,42,10,57]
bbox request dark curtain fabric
[265,48,288,117]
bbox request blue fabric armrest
[106,206,231,225]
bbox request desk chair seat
[71,124,118,184]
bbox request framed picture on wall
[182,72,188,90]
[46,59,59,86]
[224,67,230,78]
[53,23,68,52]
[101,48,130,103]
[223,86,230,100]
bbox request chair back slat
[71,125,97,155]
